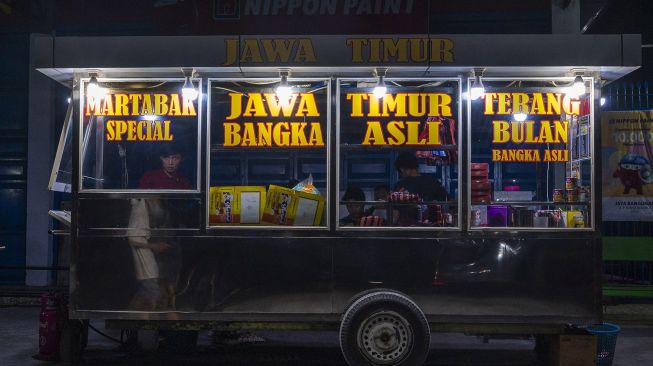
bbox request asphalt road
[1,306,651,365]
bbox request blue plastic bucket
[586,323,621,366]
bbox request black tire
[339,291,430,366]
[341,288,403,313]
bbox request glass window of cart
[49,98,74,193]
[208,79,329,228]
[337,79,460,229]
[469,78,593,229]
[80,79,200,191]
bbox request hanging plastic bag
[293,174,320,195]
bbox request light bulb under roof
[276,71,292,105]
[372,75,387,99]
[86,75,107,100]
[372,68,388,99]
[566,75,586,98]
[182,76,198,100]
[470,75,485,100]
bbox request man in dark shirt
[139,143,191,190]
[393,152,448,226]
[394,152,447,201]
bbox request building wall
[0,34,29,285]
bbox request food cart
[40,34,640,365]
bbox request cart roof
[36,34,640,83]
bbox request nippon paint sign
[227,0,418,16]
[213,0,428,34]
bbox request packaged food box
[471,205,488,226]
[293,190,325,226]
[210,186,236,224]
[487,205,511,227]
[234,186,266,224]
[471,180,491,190]
[262,185,297,225]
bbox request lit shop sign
[346,38,454,63]
[222,37,454,66]
[223,93,325,147]
[347,92,453,146]
[486,93,579,162]
[85,93,198,141]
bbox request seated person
[139,143,191,190]
[366,184,390,220]
[340,187,366,226]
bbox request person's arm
[129,199,172,252]
[127,199,154,246]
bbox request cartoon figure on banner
[612,153,653,194]
[275,193,291,224]
[220,191,234,223]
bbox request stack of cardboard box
[471,163,491,203]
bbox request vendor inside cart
[394,152,448,201]
[340,187,366,226]
[393,152,449,226]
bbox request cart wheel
[59,319,86,366]
[342,288,398,312]
[339,291,430,366]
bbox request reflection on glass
[128,198,183,311]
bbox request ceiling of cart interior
[36,34,641,85]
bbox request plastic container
[586,322,621,366]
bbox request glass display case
[78,78,201,192]
[337,78,461,229]
[468,78,594,230]
[208,79,329,227]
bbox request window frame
[77,77,203,194]
[49,94,73,193]
[206,77,332,231]
[335,77,463,232]
[466,76,596,232]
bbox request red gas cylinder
[35,292,63,361]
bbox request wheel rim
[357,310,413,365]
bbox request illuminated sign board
[222,37,454,66]
[222,93,325,147]
[84,82,199,142]
[484,92,578,162]
[343,91,455,146]
[213,82,329,149]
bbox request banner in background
[602,111,653,221]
